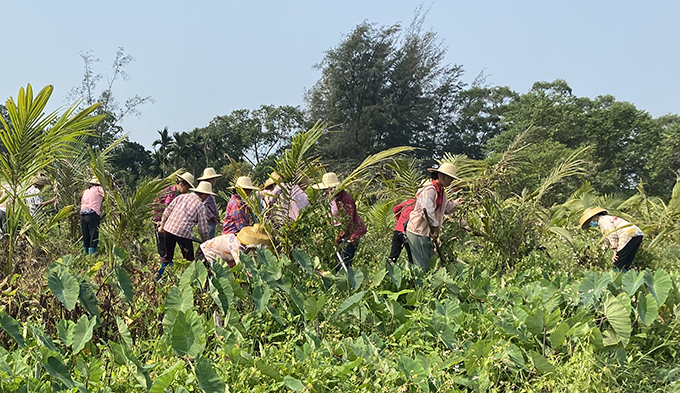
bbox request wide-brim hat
[579,207,608,229]
[233,176,259,190]
[177,172,195,188]
[263,172,282,189]
[88,177,101,185]
[197,167,222,181]
[237,224,273,247]
[190,181,216,196]
[427,162,461,180]
[312,172,341,190]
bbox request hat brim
[197,174,222,181]
[190,188,216,196]
[312,181,340,190]
[177,176,195,188]
[237,230,272,247]
[579,208,608,229]
[427,167,461,180]
[233,184,260,191]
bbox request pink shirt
[80,186,104,215]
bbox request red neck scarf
[432,180,445,209]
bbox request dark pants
[388,230,413,264]
[80,213,100,249]
[614,235,643,271]
[162,231,195,264]
[155,222,166,258]
[0,209,5,234]
[335,239,358,271]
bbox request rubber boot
[88,247,97,255]
[83,246,88,254]
[156,261,172,280]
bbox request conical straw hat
[312,172,341,190]
[579,207,608,229]
[237,224,273,247]
[88,177,101,185]
[427,162,461,180]
[177,172,195,188]
[234,176,259,190]
[197,167,222,180]
[190,181,216,196]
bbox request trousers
[80,213,100,249]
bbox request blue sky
[2,1,678,149]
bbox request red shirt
[331,190,367,243]
[153,185,178,222]
[393,199,415,232]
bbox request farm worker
[579,207,644,271]
[388,198,415,265]
[157,181,213,279]
[197,167,222,239]
[260,171,309,222]
[152,172,194,259]
[406,163,465,271]
[25,175,56,216]
[80,177,105,255]
[200,223,273,266]
[198,176,259,267]
[312,172,366,270]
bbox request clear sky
[2,1,678,149]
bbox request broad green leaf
[195,355,225,393]
[43,356,75,388]
[166,286,194,312]
[622,270,644,296]
[108,341,152,388]
[170,310,206,358]
[57,319,75,347]
[578,271,611,306]
[506,343,525,368]
[31,326,59,353]
[113,246,128,262]
[303,296,318,321]
[283,376,305,391]
[333,291,366,318]
[530,351,555,374]
[253,284,272,314]
[256,359,283,381]
[149,361,183,393]
[604,295,631,346]
[116,265,133,303]
[78,278,100,318]
[397,355,430,392]
[0,311,24,347]
[371,267,387,287]
[638,293,659,326]
[549,322,570,348]
[644,269,672,306]
[72,315,96,354]
[180,261,208,289]
[334,357,362,378]
[525,310,545,336]
[386,262,402,289]
[47,267,80,311]
[267,305,285,326]
[292,249,318,275]
[115,316,133,348]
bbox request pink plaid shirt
[160,193,209,241]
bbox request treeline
[3,17,677,200]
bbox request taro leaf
[333,357,362,378]
[180,261,208,289]
[289,287,306,314]
[549,322,570,348]
[622,270,645,296]
[170,310,206,358]
[31,326,59,353]
[195,355,225,393]
[149,360,183,393]
[303,296,318,321]
[351,268,365,291]
[386,262,402,289]
[333,291,366,318]
[578,271,612,306]
[253,284,271,314]
[372,267,387,287]
[530,351,555,374]
[602,328,620,347]
[78,278,100,319]
[525,310,545,336]
[266,305,285,326]
[506,343,525,368]
[47,267,80,311]
[432,314,456,350]
[72,314,96,354]
[256,359,283,381]
[209,276,234,314]
[115,264,133,303]
[292,249,316,275]
[0,311,24,347]
[57,319,76,347]
[166,286,193,312]
[638,293,659,326]
[644,269,672,307]
[283,375,305,391]
[435,299,462,321]
[113,246,128,262]
[604,295,631,346]
[43,356,75,388]
[109,341,152,388]
[115,316,134,348]
[397,355,430,392]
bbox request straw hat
[312,172,341,190]
[177,172,195,188]
[237,224,273,247]
[88,177,101,185]
[427,162,461,180]
[190,181,216,196]
[263,172,282,189]
[233,176,259,190]
[579,207,609,229]
[197,167,222,181]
